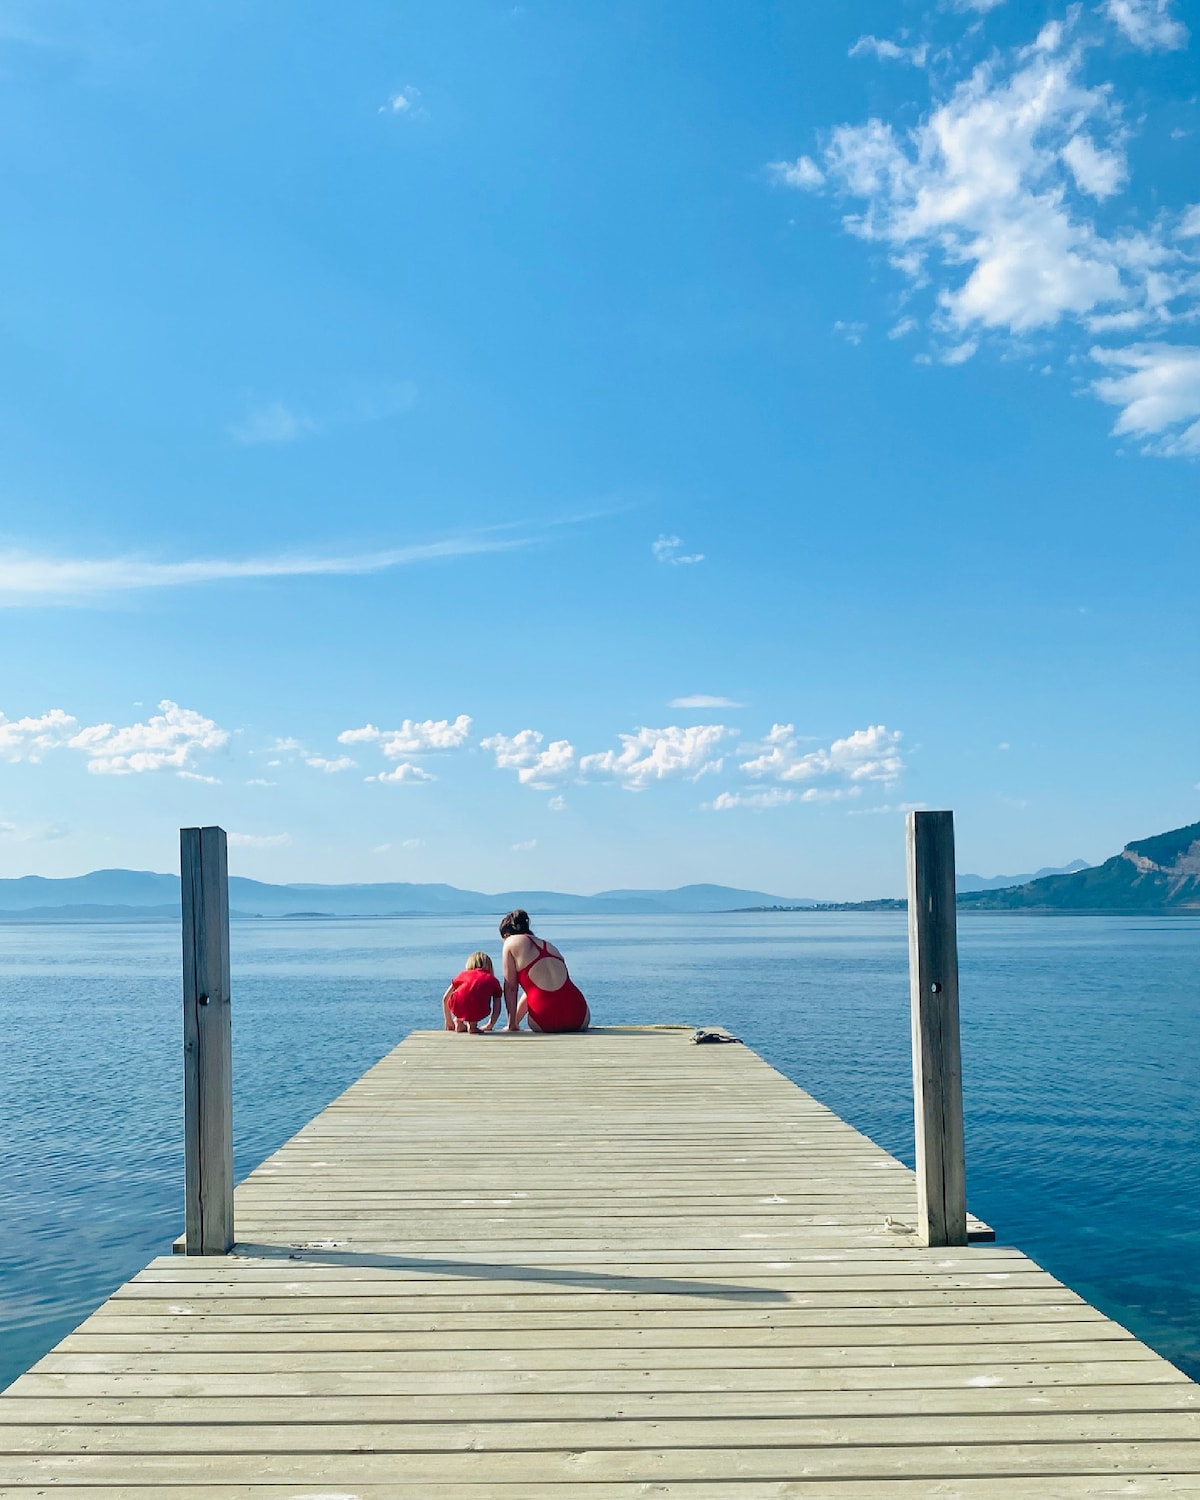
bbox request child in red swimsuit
[441,951,503,1034]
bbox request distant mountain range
[5,823,1195,919]
[959,821,1200,911]
[0,870,818,921]
[955,860,1089,892]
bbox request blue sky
[1,0,1198,899]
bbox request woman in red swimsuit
[499,909,590,1033]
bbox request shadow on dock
[227,1244,791,1302]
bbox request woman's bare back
[506,932,569,992]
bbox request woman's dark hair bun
[499,908,531,938]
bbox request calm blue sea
[1,912,1197,1390]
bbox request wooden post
[181,826,234,1255]
[906,809,967,1248]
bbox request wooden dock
[3,1026,1199,1495]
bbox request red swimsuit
[517,938,588,1033]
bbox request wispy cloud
[305,755,356,774]
[670,695,743,709]
[379,86,424,116]
[229,402,318,446]
[229,383,417,447]
[1104,0,1188,51]
[849,34,928,65]
[1091,343,1200,455]
[766,155,825,190]
[228,831,292,848]
[0,534,527,605]
[708,786,860,810]
[652,534,704,566]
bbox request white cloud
[380,86,423,115]
[339,715,472,756]
[68,700,229,776]
[709,788,798,811]
[849,35,928,65]
[669,695,742,708]
[709,786,862,810]
[512,839,537,851]
[819,47,1146,336]
[229,401,317,446]
[482,729,576,788]
[268,737,305,754]
[305,755,356,773]
[741,724,905,785]
[651,534,704,566]
[941,339,978,365]
[227,832,292,848]
[579,724,733,789]
[177,771,221,784]
[775,8,1200,450]
[849,800,929,816]
[949,0,1006,10]
[548,794,567,812]
[0,536,528,605]
[0,708,78,762]
[766,155,825,190]
[834,320,867,345]
[889,316,918,339]
[1103,0,1188,50]
[1061,134,1127,199]
[246,778,277,786]
[1091,343,1200,454]
[368,763,436,784]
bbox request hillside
[0,870,814,920]
[959,821,1200,911]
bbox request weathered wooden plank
[23,1355,1181,1388]
[907,807,967,1247]
[0,1483,1197,1500]
[3,1442,1200,1483]
[180,826,233,1257]
[6,1383,1198,1423]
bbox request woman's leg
[579,1002,591,1031]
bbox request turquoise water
[2,912,1198,1389]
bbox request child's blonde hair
[465,950,494,974]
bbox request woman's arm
[482,983,502,1033]
[441,984,454,1031]
[502,940,521,1030]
